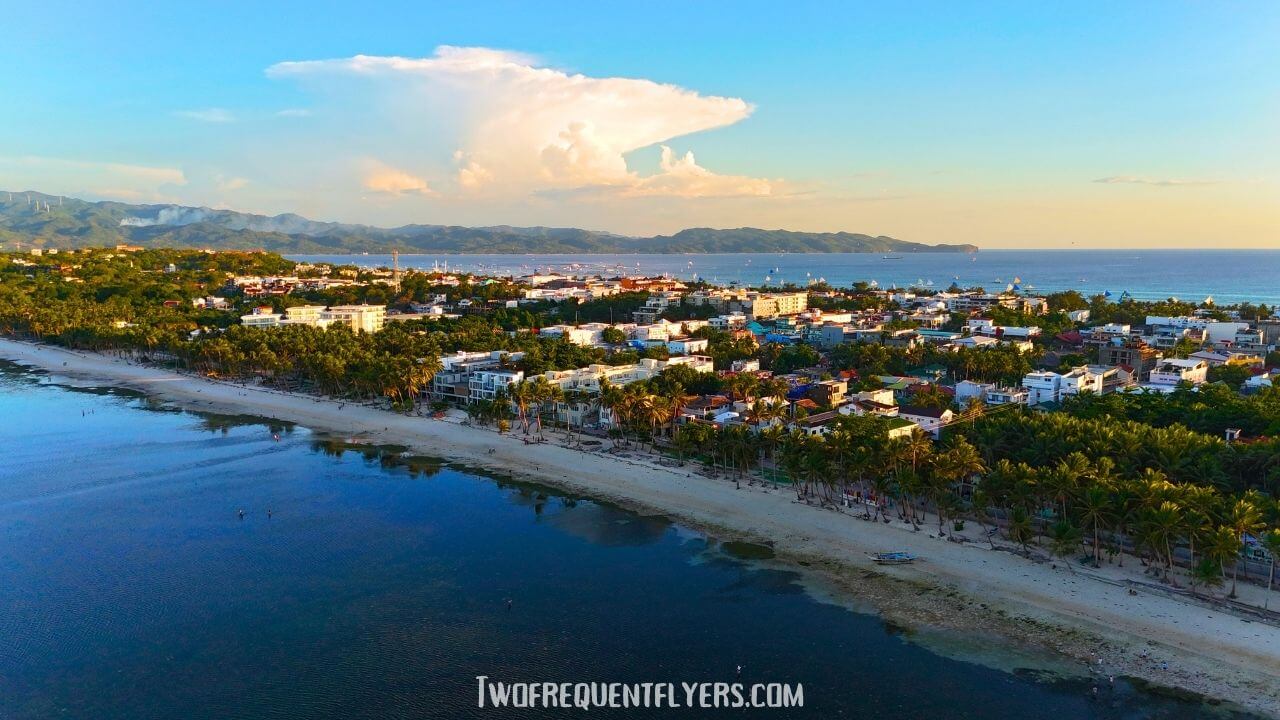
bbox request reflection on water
[0,364,1259,720]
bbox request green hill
[0,191,978,254]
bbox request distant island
[0,191,977,255]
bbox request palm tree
[1007,506,1034,555]
[1206,525,1242,594]
[1225,498,1264,598]
[510,381,534,436]
[1263,529,1280,611]
[1049,520,1083,572]
[1189,557,1224,598]
[1077,486,1115,568]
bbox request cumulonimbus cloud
[267,46,775,199]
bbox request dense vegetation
[3,246,1278,596]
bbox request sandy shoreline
[4,337,1279,716]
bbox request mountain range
[0,191,978,255]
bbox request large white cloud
[267,46,774,198]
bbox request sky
[1,1,1277,248]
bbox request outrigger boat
[869,551,917,565]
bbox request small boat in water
[882,255,903,260]
[869,551,917,565]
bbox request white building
[710,313,748,330]
[240,311,283,328]
[968,318,1042,339]
[540,323,610,346]
[1147,358,1209,386]
[1021,371,1063,405]
[283,305,328,326]
[897,406,954,438]
[1246,369,1280,390]
[985,387,1030,405]
[667,337,710,355]
[1059,366,1104,396]
[955,380,995,404]
[322,305,386,333]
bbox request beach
[4,337,1279,716]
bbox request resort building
[321,305,386,333]
[239,310,283,328]
[282,305,327,325]
[744,292,808,320]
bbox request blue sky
[2,1,1277,247]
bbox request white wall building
[1021,370,1063,405]
[1147,358,1209,386]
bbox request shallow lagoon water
[0,365,1257,719]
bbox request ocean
[0,364,1253,719]
[290,250,1280,306]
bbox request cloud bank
[0,156,187,202]
[174,108,236,123]
[1093,175,1218,187]
[267,46,774,199]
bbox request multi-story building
[240,310,283,328]
[897,406,955,438]
[282,305,327,325]
[539,323,611,346]
[985,387,1030,405]
[469,368,525,402]
[666,337,710,355]
[1059,366,1104,396]
[632,291,684,324]
[1098,339,1162,381]
[744,292,808,320]
[431,351,521,404]
[1021,370,1063,405]
[1147,358,1208,387]
[322,305,386,333]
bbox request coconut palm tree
[1206,525,1242,593]
[1190,557,1224,598]
[1077,485,1115,567]
[1225,497,1264,598]
[1049,520,1083,572]
[1262,529,1280,611]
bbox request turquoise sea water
[291,250,1280,306]
[0,364,1254,719]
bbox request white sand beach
[4,337,1278,716]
